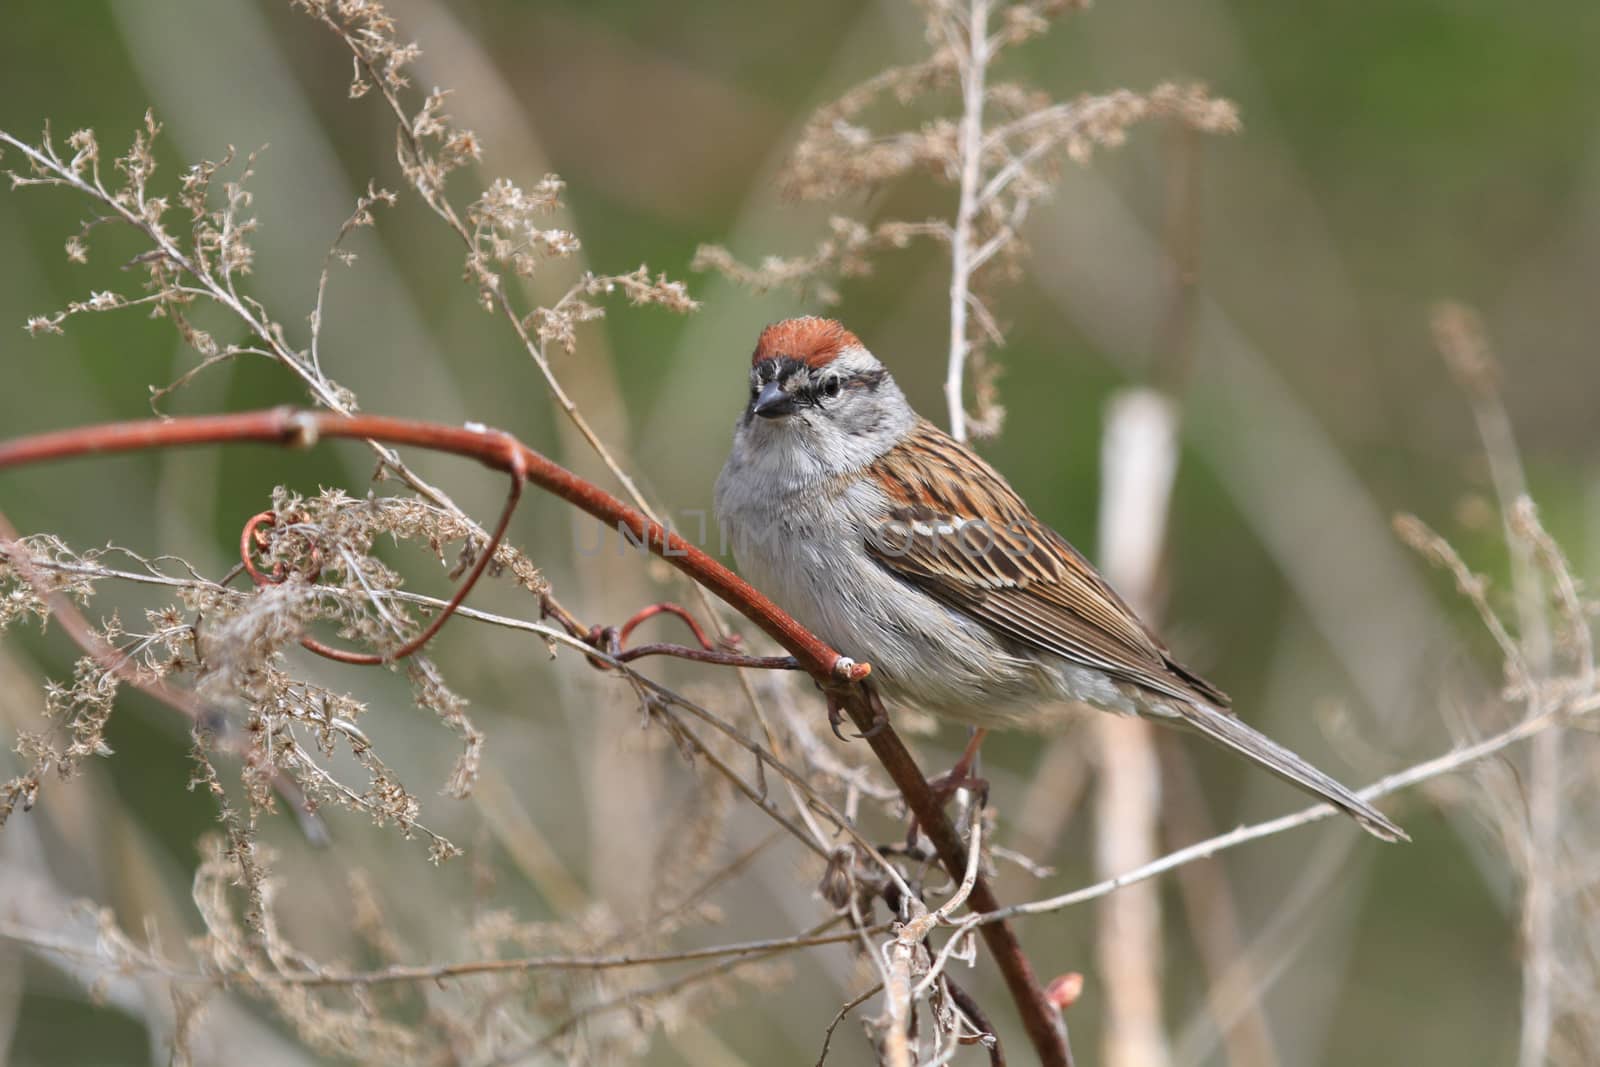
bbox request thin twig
[983,688,1597,926]
[909,805,986,1001]
[816,982,885,1067]
[516,916,846,1060]
[942,0,992,443]
[256,923,891,987]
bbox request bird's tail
[1172,702,1407,843]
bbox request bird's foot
[825,683,889,742]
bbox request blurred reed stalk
[1095,386,1179,1067]
[1088,122,1194,1067]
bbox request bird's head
[734,317,914,478]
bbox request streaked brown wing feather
[864,420,1229,708]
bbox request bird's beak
[752,380,795,418]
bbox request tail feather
[1172,702,1408,843]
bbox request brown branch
[573,598,803,672]
[0,406,1073,1067]
[610,644,799,671]
[844,692,1073,1065]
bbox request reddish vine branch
[0,406,1073,1067]
[538,596,803,673]
[618,602,718,649]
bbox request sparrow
[714,317,1405,842]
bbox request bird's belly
[720,495,1096,730]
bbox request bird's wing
[862,419,1228,708]
[859,421,1417,842]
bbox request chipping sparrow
[715,317,1404,842]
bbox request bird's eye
[820,376,842,399]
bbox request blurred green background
[2,1,1597,1064]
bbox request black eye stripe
[748,363,887,404]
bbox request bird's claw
[852,714,888,741]
[825,683,890,742]
[827,692,851,742]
